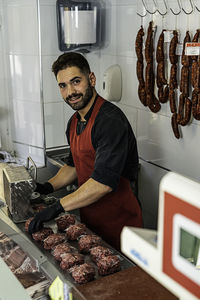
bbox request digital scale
[121,172,200,300]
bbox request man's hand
[28,201,64,234]
[35,182,54,195]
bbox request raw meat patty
[70,263,95,284]
[60,253,84,270]
[43,233,65,250]
[78,235,102,253]
[32,227,53,242]
[52,242,75,261]
[90,246,113,263]
[65,223,87,241]
[97,255,121,276]
[56,214,76,231]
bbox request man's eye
[73,79,80,85]
[59,83,66,89]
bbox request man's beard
[64,84,93,111]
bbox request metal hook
[194,0,200,12]
[137,10,147,17]
[170,0,181,15]
[143,0,157,14]
[181,0,194,14]
[157,0,168,16]
[137,0,147,18]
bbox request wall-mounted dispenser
[102,64,122,102]
[56,0,102,52]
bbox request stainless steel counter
[0,207,134,300]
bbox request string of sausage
[169,30,180,139]
[135,26,147,106]
[177,31,192,127]
[191,29,200,120]
[156,30,169,103]
[145,21,161,113]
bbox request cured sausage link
[135,26,147,106]
[178,31,192,127]
[169,30,179,137]
[171,113,180,139]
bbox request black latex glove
[35,182,54,195]
[28,200,64,234]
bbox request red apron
[69,96,143,251]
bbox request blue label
[130,248,148,266]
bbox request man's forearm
[60,178,112,211]
[48,164,77,191]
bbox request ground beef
[69,263,95,284]
[14,256,39,274]
[65,223,87,241]
[60,253,84,270]
[25,217,34,232]
[96,255,121,276]
[78,235,102,253]
[43,233,65,250]
[32,227,53,242]
[4,246,27,270]
[52,242,76,261]
[56,214,76,231]
[15,272,46,289]
[90,246,113,263]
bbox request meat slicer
[2,157,37,223]
[121,172,200,300]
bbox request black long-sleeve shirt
[66,96,139,191]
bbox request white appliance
[121,172,200,300]
[102,64,122,102]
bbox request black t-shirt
[66,96,139,191]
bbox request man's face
[57,66,95,111]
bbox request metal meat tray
[16,214,134,287]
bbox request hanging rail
[137,0,197,17]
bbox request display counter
[0,207,179,300]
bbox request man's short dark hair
[52,52,91,78]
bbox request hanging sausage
[177,31,192,127]
[191,30,200,120]
[168,30,180,138]
[156,29,169,104]
[135,26,147,106]
[144,21,161,113]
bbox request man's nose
[66,83,76,96]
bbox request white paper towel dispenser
[56,0,103,52]
[102,64,122,102]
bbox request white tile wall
[138,159,168,229]
[13,142,45,166]
[4,0,39,55]
[2,0,45,165]
[42,55,61,103]
[44,102,66,148]
[39,3,62,56]
[9,54,40,102]
[2,0,200,226]
[11,99,44,147]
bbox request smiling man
[28,52,143,251]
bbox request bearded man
[28,52,143,251]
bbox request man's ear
[89,72,96,87]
